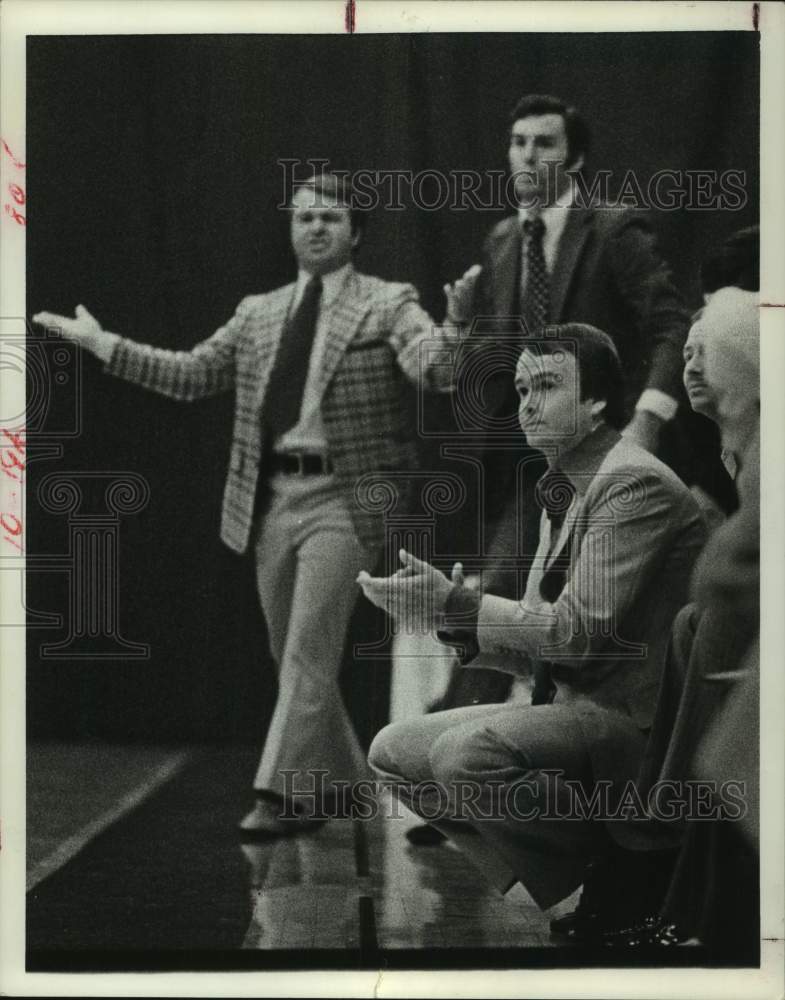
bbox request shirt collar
[517,186,574,230]
[548,422,622,497]
[296,261,353,306]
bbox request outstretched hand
[357,548,455,630]
[32,305,118,362]
[444,263,481,323]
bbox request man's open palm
[33,305,117,361]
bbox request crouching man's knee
[427,724,520,822]
[429,724,495,786]
[368,721,416,781]
[368,722,434,820]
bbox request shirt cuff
[635,388,679,422]
[435,585,482,665]
[98,331,122,366]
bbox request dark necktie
[262,275,323,441]
[535,470,576,603]
[536,470,575,538]
[521,216,549,337]
[532,468,575,706]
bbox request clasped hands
[357,548,464,630]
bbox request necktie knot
[303,274,323,301]
[523,216,545,240]
[535,470,575,532]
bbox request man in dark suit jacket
[468,93,689,448]
[360,324,705,921]
[445,94,691,580]
[33,172,460,838]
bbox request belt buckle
[295,453,305,475]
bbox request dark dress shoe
[549,857,605,938]
[550,849,679,944]
[549,908,585,936]
[551,909,668,946]
[405,823,447,846]
[550,910,607,942]
[237,794,327,840]
[601,916,690,949]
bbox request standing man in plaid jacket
[34,172,466,837]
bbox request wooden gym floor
[25,742,701,971]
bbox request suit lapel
[311,269,372,400]
[550,208,593,320]
[538,481,586,601]
[490,218,521,314]
[539,519,575,604]
[252,283,296,410]
[538,428,622,601]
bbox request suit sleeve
[386,283,458,393]
[475,230,498,317]
[692,429,759,622]
[477,468,704,665]
[105,298,250,401]
[606,213,690,401]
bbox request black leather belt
[270,452,334,476]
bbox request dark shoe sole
[405,824,448,846]
[237,816,328,841]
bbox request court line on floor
[26,750,194,892]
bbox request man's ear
[590,398,606,419]
[351,230,362,251]
[568,152,585,174]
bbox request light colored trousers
[252,473,377,802]
[389,632,456,722]
[369,702,645,909]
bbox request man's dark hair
[700,225,759,295]
[509,94,591,168]
[523,323,626,429]
[292,172,368,239]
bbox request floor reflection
[239,788,557,951]
[27,743,571,959]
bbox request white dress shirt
[274,262,353,455]
[517,189,573,280]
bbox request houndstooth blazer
[107,267,455,553]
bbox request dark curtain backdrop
[26,32,759,742]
